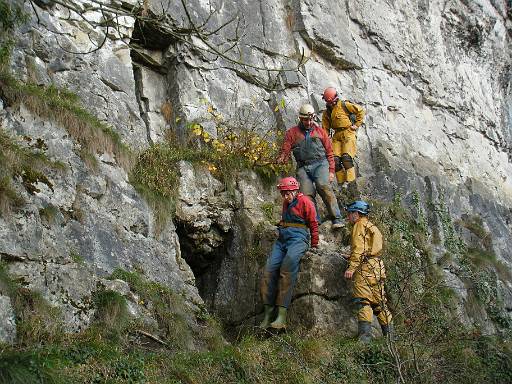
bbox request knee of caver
[341,153,354,170]
[333,156,344,172]
[353,298,371,310]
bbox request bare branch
[25,0,306,91]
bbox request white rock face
[0,296,16,343]
[0,0,200,334]
[153,0,511,211]
[1,0,511,337]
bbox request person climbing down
[277,103,344,228]
[259,177,319,330]
[321,87,365,187]
[344,200,392,342]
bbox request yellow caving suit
[322,100,365,183]
[347,217,392,325]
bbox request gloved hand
[276,155,287,164]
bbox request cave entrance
[174,220,232,312]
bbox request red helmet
[277,177,300,191]
[322,87,339,104]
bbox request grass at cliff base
[1,330,511,384]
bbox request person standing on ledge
[321,87,365,188]
[277,104,344,228]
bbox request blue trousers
[296,160,341,221]
[260,227,309,308]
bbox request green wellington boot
[259,305,274,328]
[269,306,287,330]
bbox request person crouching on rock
[259,176,319,330]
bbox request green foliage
[0,349,62,384]
[369,193,446,339]
[0,0,27,66]
[129,142,207,231]
[69,249,84,264]
[0,1,26,32]
[260,202,276,222]
[432,191,465,255]
[0,129,62,216]
[477,336,512,383]
[39,204,60,225]
[462,215,492,249]
[13,288,64,346]
[412,190,428,235]
[0,302,511,384]
[131,142,207,199]
[0,263,63,346]
[109,269,194,348]
[0,261,16,296]
[92,289,130,339]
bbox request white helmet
[298,104,315,118]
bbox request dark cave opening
[174,220,232,312]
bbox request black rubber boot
[381,323,394,340]
[358,321,372,343]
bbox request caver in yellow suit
[321,87,365,184]
[344,200,392,342]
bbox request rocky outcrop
[0,0,199,340]
[0,0,511,341]
[146,0,512,332]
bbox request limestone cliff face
[0,0,511,341]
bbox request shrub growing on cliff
[92,289,131,340]
[130,102,289,231]
[109,269,196,349]
[0,262,63,347]
[189,102,290,184]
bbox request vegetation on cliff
[130,103,290,231]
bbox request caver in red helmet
[322,87,339,104]
[277,177,300,191]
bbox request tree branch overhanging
[26,0,308,91]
